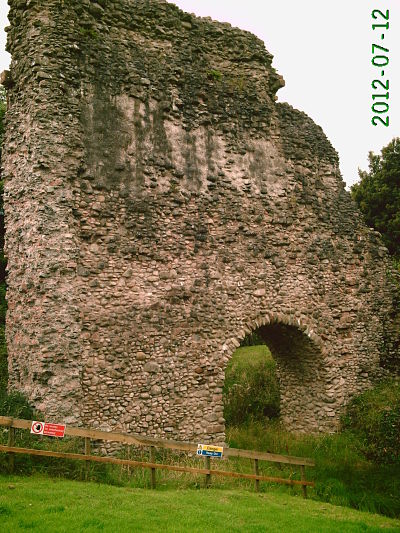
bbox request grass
[1,418,400,519]
[1,345,399,521]
[341,379,400,464]
[227,422,400,518]
[226,344,271,369]
[1,475,400,532]
[224,345,280,424]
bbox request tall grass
[223,345,280,425]
[341,379,400,464]
[227,421,400,518]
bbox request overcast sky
[1,0,399,187]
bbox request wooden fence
[0,416,315,498]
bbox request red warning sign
[30,420,66,438]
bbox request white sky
[1,0,399,187]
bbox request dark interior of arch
[248,323,329,432]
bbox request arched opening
[223,337,280,427]
[223,316,328,434]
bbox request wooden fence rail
[0,416,315,497]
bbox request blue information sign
[197,444,223,458]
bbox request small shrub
[0,390,34,420]
[341,379,400,464]
[207,69,223,82]
[79,27,99,40]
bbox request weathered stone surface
[3,0,400,441]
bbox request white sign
[30,421,44,435]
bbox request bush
[0,390,34,420]
[341,379,400,464]
[224,345,280,425]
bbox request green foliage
[225,354,400,517]
[224,345,280,425]
[226,75,246,93]
[351,138,400,259]
[341,379,400,464]
[79,27,99,40]
[227,421,400,518]
[0,389,34,420]
[207,69,223,82]
[239,331,265,347]
[0,283,6,324]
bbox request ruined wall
[3,0,399,440]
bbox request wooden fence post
[204,456,211,487]
[84,437,91,481]
[150,446,156,489]
[8,426,15,474]
[253,458,260,492]
[300,465,307,499]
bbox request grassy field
[0,344,399,523]
[226,344,271,368]
[1,475,400,532]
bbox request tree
[351,138,400,262]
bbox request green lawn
[227,344,272,367]
[0,475,399,532]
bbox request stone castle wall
[3,0,399,441]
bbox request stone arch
[225,312,331,433]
